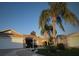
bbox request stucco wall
[67,36,79,48]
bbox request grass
[36,46,79,56]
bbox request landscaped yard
[36,47,79,56]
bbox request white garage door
[0,37,23,49]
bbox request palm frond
[58,23,65,32]
[57,16,65,31]
[49,2,67,16]
[39,9,50,30]
[40,29,44,35]
[62,9,79,26]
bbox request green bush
[37,48,79,56]
[44,45,57,53]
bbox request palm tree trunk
[44,31,49,46]
[52,16,57,46]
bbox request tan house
[67,32,79,48]
[0,29,47,49]
[57,32,79,48]
[1,29,79,49]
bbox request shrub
[45,45,56,53]
[57,43,65,50]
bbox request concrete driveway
[0,48,42,56]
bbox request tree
[39,2,79,46]
[40,21,53,45]
[30,31,36,36]
[40,19,58,45]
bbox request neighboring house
[67,32,79,48]
[0,29,47,49]
[57,35,68,47]
[57,32,79,48]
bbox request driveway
[0,48,42,56]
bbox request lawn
[36,47,79,56]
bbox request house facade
[1,29,79,49]
[57,32,79,48]
[67,33,79,48]
[0,29,47,49]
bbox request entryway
[24,37,37,48]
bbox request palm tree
[40,22,53,45]
[39,2,79,46]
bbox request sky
[0,2,79,35]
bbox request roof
[0,29,23,37]
[68,32,79,37]
[57,32,79,40]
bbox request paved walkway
[5,48,42,56]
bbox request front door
[25,37,33,48]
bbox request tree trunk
[44,31,49,45]
[52,16,57,46]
